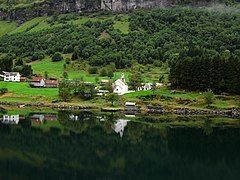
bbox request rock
[0,0,216,22]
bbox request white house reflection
[2,115,20,124]
[112,119,130,138]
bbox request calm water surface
[0,109,240,180]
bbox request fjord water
[0,110,240,180]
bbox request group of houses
[101,73,163,95]
[30,77,58,88]
[1,71,163,94]
[0,71,59,88]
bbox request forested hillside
[0,7,240,93]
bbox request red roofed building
[30,77,45,87]
[44,79,59,88]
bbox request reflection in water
[112,119,130,138]
[2,114,21,124]
[0,110,240,179]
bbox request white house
[112,119,130,138]
[112,73,128,95]
[137,83,152,91]
[2,115,20,124]
[0,71,20,82]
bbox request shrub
[0,88,8,95]
[204,89,215,107]
[88,66,98,74]
[52,52,63,62]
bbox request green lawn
[5,14,129,35]
[113,20,129,34]
[30,58,130,82]
[0,21,17,36]
[125,88,203,99]
[9,17,47,34]
[0,82,58,102]
[31,58,65,78]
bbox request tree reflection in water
[0,110,239,179]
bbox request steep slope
[0,0,238,21]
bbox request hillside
[0,6,240,109]
[0,0,238,21]
[0,7,239,65]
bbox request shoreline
[1,101,240,118]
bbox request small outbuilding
[44,79,59,88]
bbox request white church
[112,73,129,95]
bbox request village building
[137,83,152,91]
[0,71,21,82]
[112,73,128,95]
[30,77,45,87]
[100,79,110,86]
[20,77,26,82]
[125,102,136,109]
[44,79,59,88]
[96,89,109,96]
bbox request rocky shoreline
[1,101,240,118]
[0,101,95,110]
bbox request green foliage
[0,53,14,72]
[88,66,98,74]
[44,71,48,79]
[63,71,68,79]
[0,8,239,71]
[58,80,72,102]
[52,52,63,62]
[204,90,215,107]
[129,64,144,90]
[0,88,8,95]
[58,79,96,101]
[100,68,108,76]
[169,50,240,94]
[106,92,119,106]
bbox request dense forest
[0,7,240,93]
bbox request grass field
[113,20,129,34]
[0,81,58,102]
[4,13,129,35]
[0,21,17,36]
[30,58,165,83]
[30,58,131,82]
[124,88,240,109]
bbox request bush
[0,88,8,95]
[88,66,98,74]
[52,52,63,62]
[100,68,108,76]
[204,89,215,107]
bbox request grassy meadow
[0,21,17,36]
[0,81,58,103]
[1,13,129,36]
